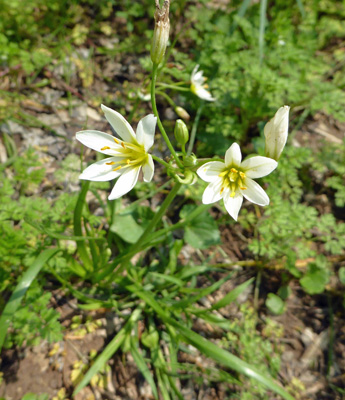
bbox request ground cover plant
[0,0,345,399]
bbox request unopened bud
[183,154,197,167]
[175,106,190,121]
[174,119,189,147]
[151,0,170,65]
[264,106,290,161]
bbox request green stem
[100,182,182,281]
[157,82,190,91]
[187,104,204,155]
[156,90,176,108]
[152,154,178,170]
[151,64,184,169]
[74,181,93,272]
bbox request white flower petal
[197,161,224,183]
[241,156,278,178]
[191,64,200,82]
[202,179,223,204]
[79,157,123,181]
[101,104,136,144]
[108,167,140,200]
[142,155,154,182]
[225,143,242,167]
[223,191,243,221]
[136,114,157,151]
[76,130,121,156]
[242,178,269,206]
[194,86,216,102]
[264,106,289,160]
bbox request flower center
[219,167,247,197]
[101,138,148,171]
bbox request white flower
[76,105,156,200]
[264,106,290,161]
[197,143,277,220]
[190,65,216,102]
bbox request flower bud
[183,154,197,167]
[151,0,170,65]
[175,106,190,121]
[264,105,290,161]
[174,119,189,147]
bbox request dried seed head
[151,0,170,65]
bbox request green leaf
[180,205,220,249]
[266,293,286,315]
[126,284,294,400]
[110,206,155,244]
[0,248,60,353]
[73,308,142,395]
[300,260,329,295]
[130,336,159,399]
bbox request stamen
[121,142,126,149]
[101,146,110,151]
[114,137,120,144]
[220,187,224,194]
[240,187,247,190]
[106,161,116,165]
[113,166,122,171]
[230,168,238,173]
[239,172,246,179]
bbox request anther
[121,142,126,149]
[220,187,224,194]
[106,161,116,165]
[113,166,122,171]
[114,137,120,144]
[101,146,111,151]
[239,172,246,179]
[126,159,131,164]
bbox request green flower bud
[183,154,197,167]
[174,119,189,147]
[151,0,170,65]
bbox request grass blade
[74,307,142,395]
[295,0,306,18]
[128,284,294,400]
[259,0,268,64]
[130,335,159,400]
[0,248,60,352]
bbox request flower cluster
[76,104,289,220]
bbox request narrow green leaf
[259,0,267,64]
[74,308,142,395]
[209,277,254,311]
[73,181,93,272]
[129,285,294,400]
[0,248,60,352]
[295,0,306,18]
[130,336,159,400]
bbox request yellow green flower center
[219,167,247,197]
[101,138,148,171]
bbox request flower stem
[152,154,177,170]
[187,104,203,155]
[100,182,182,282]
[151,63,184,169]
